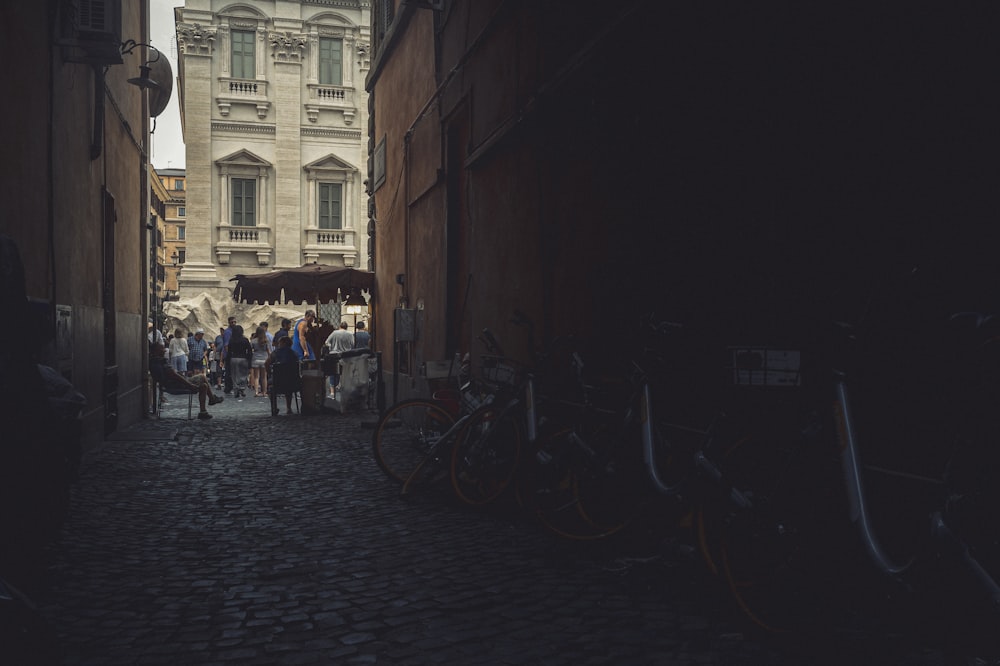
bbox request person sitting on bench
[150,341,224,419]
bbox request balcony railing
[231,228,266,244]
[306,227,354,247]
[215,225,272,265]
[217,78,270,118]
[305,84,356,124]
[303,227,357,264]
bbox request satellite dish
[146,56,174,118]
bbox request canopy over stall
[230,264,375,355]
[230,264,374,307]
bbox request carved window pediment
[305,154,357,176]
[217,149,272,172]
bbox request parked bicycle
[450,313,602,508]
[546,296,1000,644]
[693,308,1000,640]
[371,329,504,498]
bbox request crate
[729,347,801,388]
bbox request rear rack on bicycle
[728,347,801,387]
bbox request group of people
[213,317,279,399]
[147,311,371,418]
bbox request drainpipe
[91,65,105,161]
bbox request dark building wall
[369,1,998,393]
[0,0,151,444]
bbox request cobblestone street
[15,394,963,664]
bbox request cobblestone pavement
[14,392,974,664]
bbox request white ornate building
[174,0,370,301]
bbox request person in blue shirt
[187,329,209,377]
[291,310,316,360]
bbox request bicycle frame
[637,371,754,509]
[399,404,478,494]
[635,328,992,593]
[830,374,911,576]
[833,371,1000,606]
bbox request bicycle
[628,288,1000,644]
[447,319,558,506]
[371,331,502,496]
[693,312,1000,640]
[449,314,590,508]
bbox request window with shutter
[231,30,255,79]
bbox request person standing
[272,318,292,345]
[213,327,226,389]
[222,316,237,394]
[266,336,300,416]
[188,329,209,377]
[147,321,165,349]
[207,343,218,387]
[249,326,272,397]
[291,310,316,361]
[354,320,371,349]
[168,328,190,375]
[260,321,274,346]
[186,331,195,373]
[227,325,253,399]
[325,321,354,396]
[147,321,166,410]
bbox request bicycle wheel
[372,399,456,484]
[696,431,840,635]
[518,428,638,540]
[450,404,523,505]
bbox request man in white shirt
[325,321,355,396]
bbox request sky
[149,0,185,170]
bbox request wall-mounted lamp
[121,40,162,91]
[170,251,179,268]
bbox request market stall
[230,264,376,413]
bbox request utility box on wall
[394,308,415,342]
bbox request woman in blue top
[290,310,316,360]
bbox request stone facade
[174,0,371,302]
[149,166,170,326]
[156,167,187,299]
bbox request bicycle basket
[728,347,801,388]
[480,355,522,388]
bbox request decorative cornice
[304,0,368,8]
[212,122,276,135]
[270,31,309,61]
[302,127,364,139]
[176,23,217,56]
[356,41,370,69]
